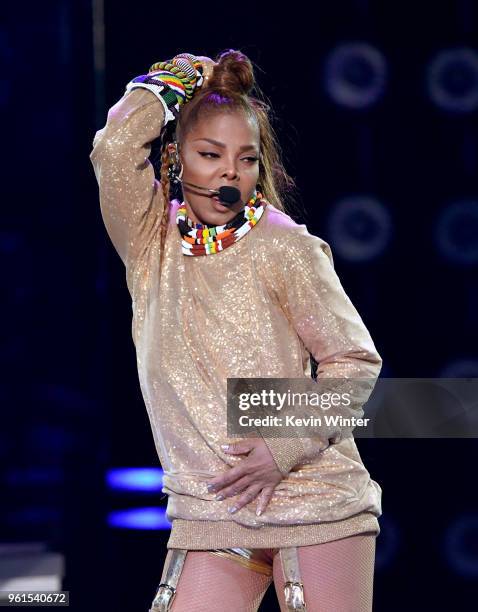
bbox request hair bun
[207,49,255,95]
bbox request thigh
[272,533,377,612]
[164,549,272,612]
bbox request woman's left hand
[207,439,284,516]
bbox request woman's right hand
[195,56,217,89]
[150,53,217,93]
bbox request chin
[203,210,235,225]
[199,201,236,222]
[186,199,240,225]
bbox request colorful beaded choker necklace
[176,190,267,256]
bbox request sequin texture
[90,88,383,550]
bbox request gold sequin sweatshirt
[89,88,383,550]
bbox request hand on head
[195,55,218,87]
[170,53,217,91]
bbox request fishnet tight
[161,533,376,611]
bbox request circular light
[327,195,393,261]
[427,47,478,113]
[323,42,388,108]
[435,199,478,265]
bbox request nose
[221,159,239,181]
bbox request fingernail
[228,506,237,514]
[256,508,262,516]
[221,444,229,450]
[207,484,216,492]
[216,494,225,501]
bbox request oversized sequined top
[89,88,383,550]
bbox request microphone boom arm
[178,179,242,206]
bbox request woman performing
[90,49,383,611]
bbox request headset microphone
[215,186,242,205]
[178,179,241,207]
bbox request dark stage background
[1,0,478,610]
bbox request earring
[167,159,181,183]
[167,142,183,184]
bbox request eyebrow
[193,137,258,152]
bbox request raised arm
[89,55,215,289]
[262,223,383,477]
[89,88,166,273]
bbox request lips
[211,196,230,211]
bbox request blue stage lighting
[106,467,164,492]
[108,507,171,530]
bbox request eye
[198,152,259,163]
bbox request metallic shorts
[207,546,278,576]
